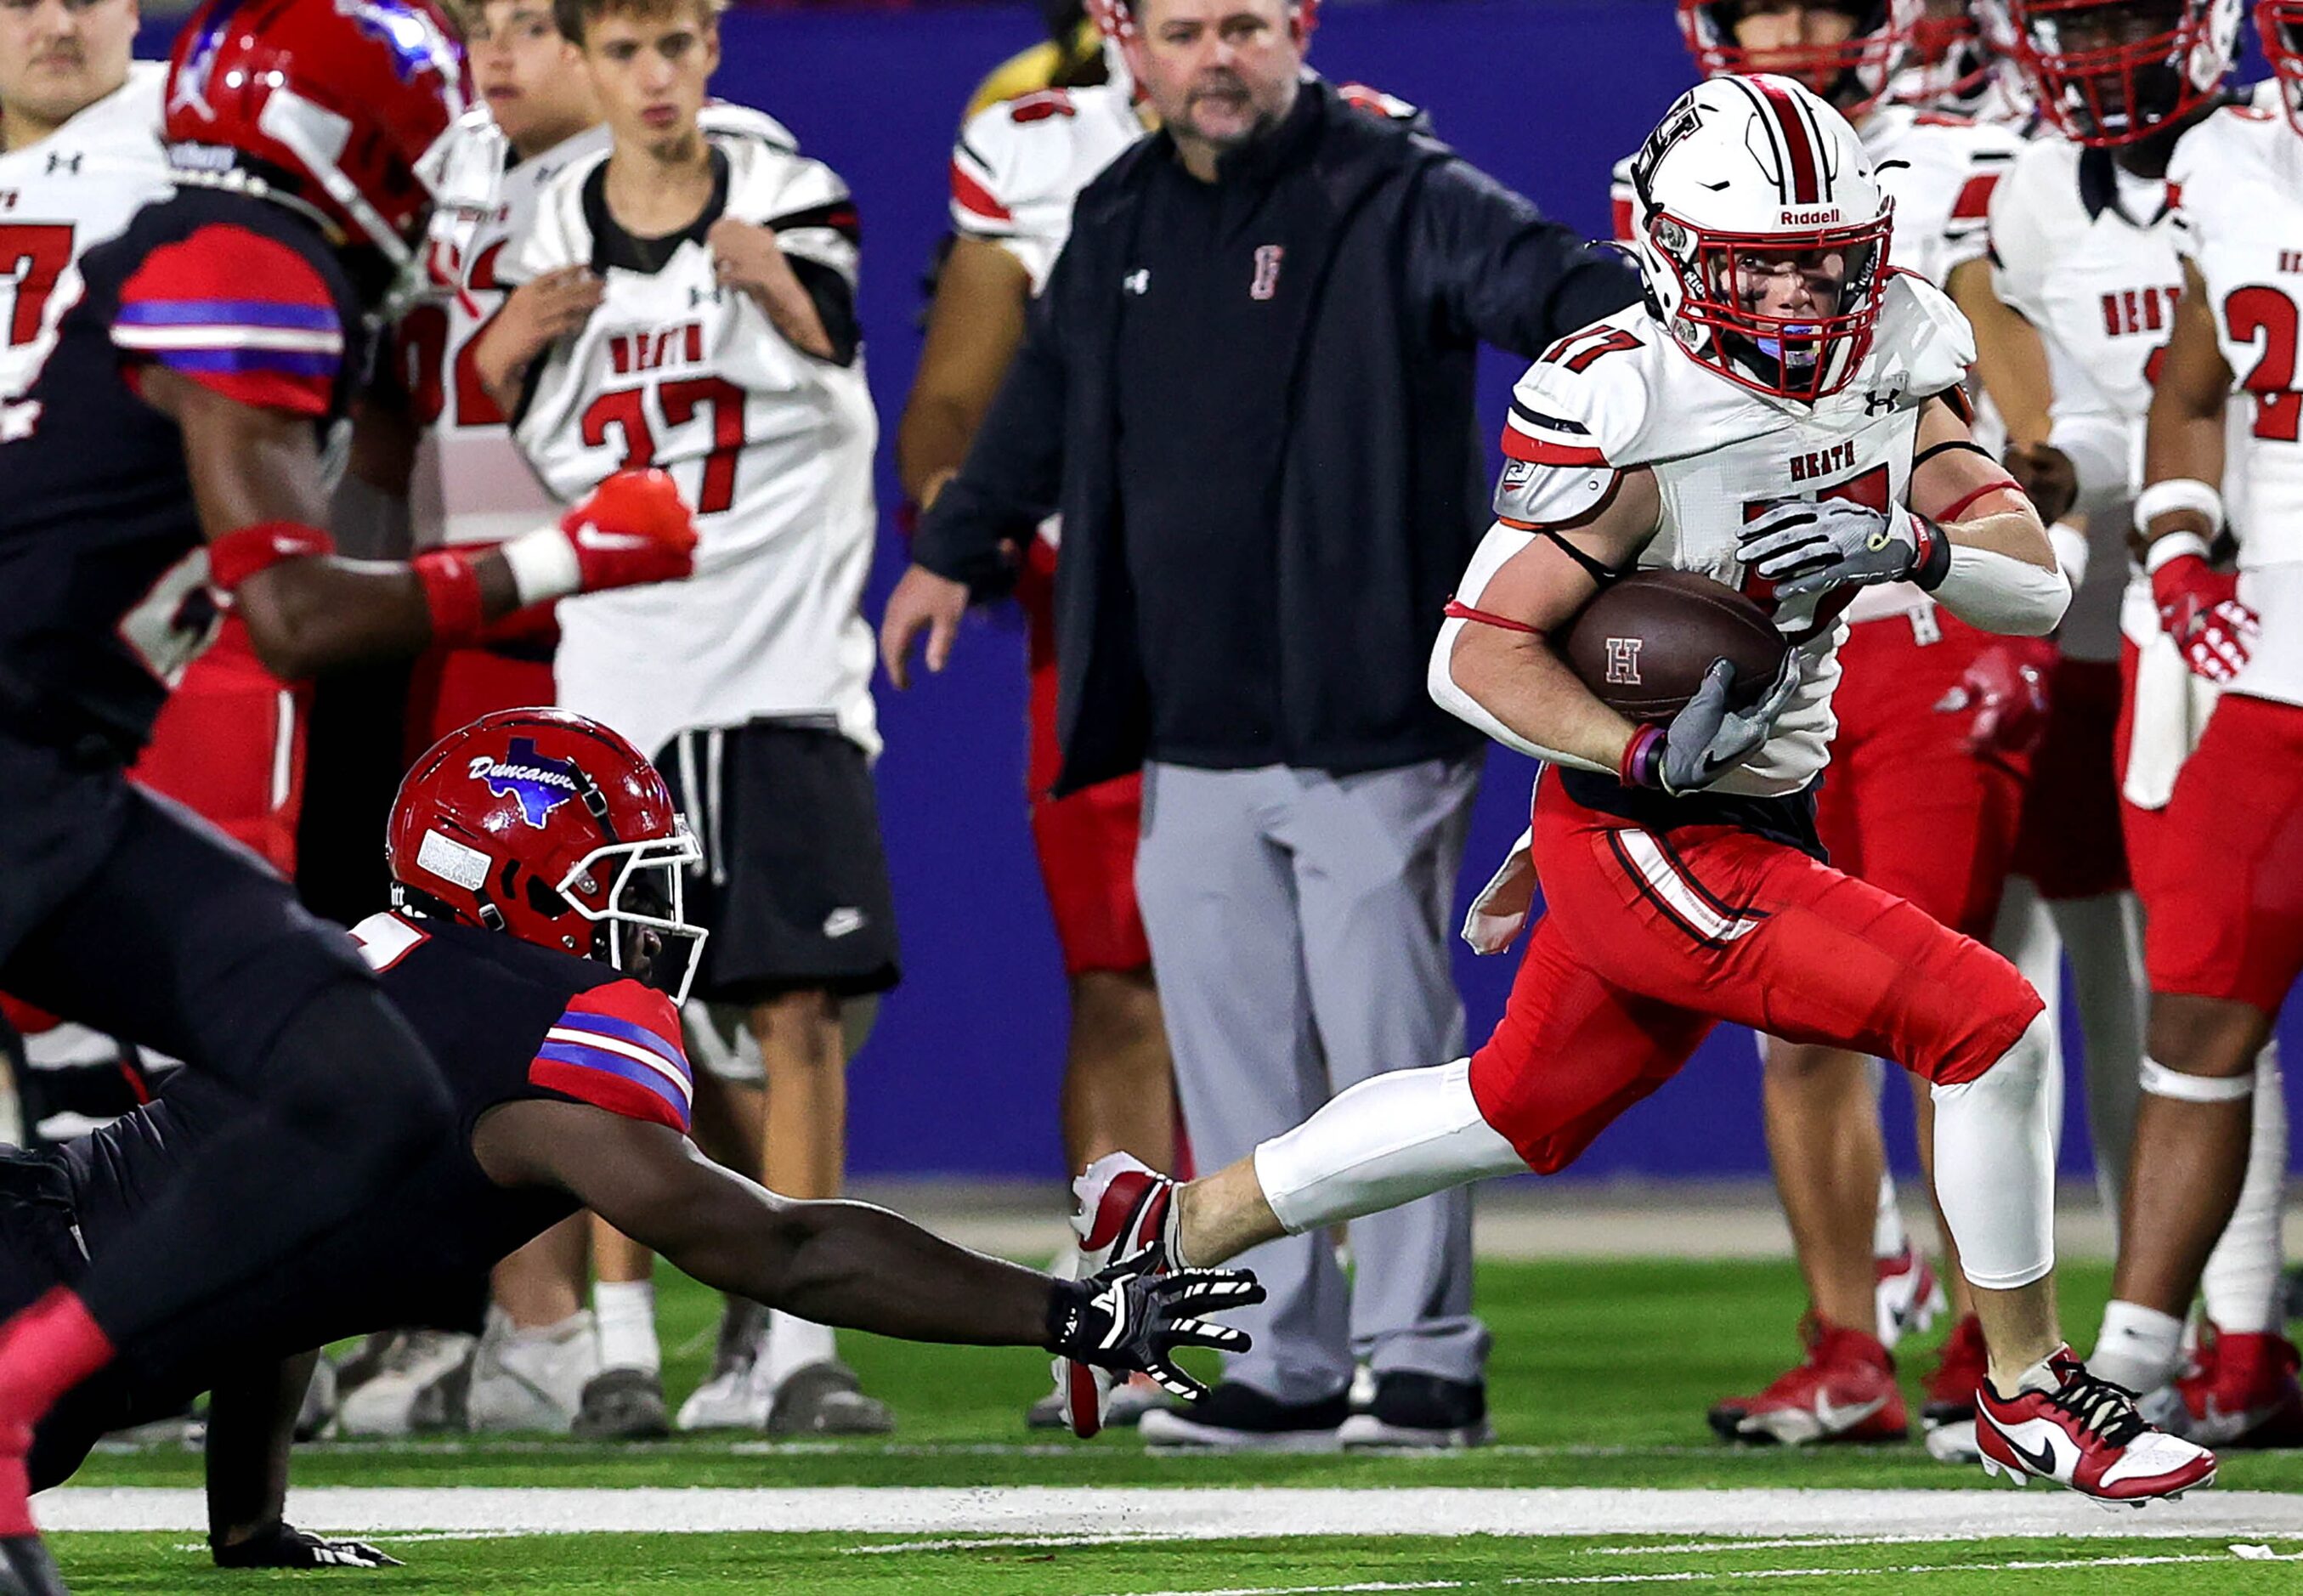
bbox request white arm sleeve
[1930,543,2073,637]
[1426,522,1616,774]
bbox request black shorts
[658,720,899,1004]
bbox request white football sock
[2047,892,2146,1224]
[2094,1299,2186,1395]
[1873,1169,1908,1259]
[2200,1041,2289,1335]
[1045,1239,1081,1282]
[1252,1058,1525,1235]
[1929,1012,2057,1290]
[592,1279,660,1374]
[763,1310,837,1387]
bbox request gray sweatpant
[1135,758,1487,1403]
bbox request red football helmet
[164,0,468,272]
[388,710,707,1002]
[1678,0,1921,118]
[1995,0,2239,145]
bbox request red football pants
[1467,774,2043,1174]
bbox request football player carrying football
[2101,0,2303,1454]
[1619,1,2043,1449]
[1066,75,2221,1509]
[0,711,1259,1570]
[1969,0,2301,1455]
[0,0,700,1588]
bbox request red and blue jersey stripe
[529,979,693,1132]
[110,224,344,416]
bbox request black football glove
[212,1520,404,1570]
[1047,1265,1263,1401]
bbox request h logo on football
[1605,637,1643,686]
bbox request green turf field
[42,1258,2303,1591]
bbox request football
[1560,569,1789,722]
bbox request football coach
[880,0,1637,1449]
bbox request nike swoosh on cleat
[1814,1395,1887,1433]
[1984,1414,2061,1478]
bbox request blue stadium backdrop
[133,0,2297,1182]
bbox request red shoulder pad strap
[209,522,335,590]
[529,978,693,1132]
[112,224,345,418]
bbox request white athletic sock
[2048,891,2146,1224]
[2094,1299,2186,1395]
[763,1310,837,1387]
[592,1280,661,1374]
[1929,1013,2057,1290]
[1045,1239,1081,1282]
[1251,1058,1525,1235]
[1873,1169,1907,1259]
[2201,1042,2289,1335]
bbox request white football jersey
[2165,101,2303,705]
[402,101,797,549]
[0,62,168,404]
[1989,135,2185,661]
[1452,274,1976,795]
[949,83,1143,294]
[511,123,879,762]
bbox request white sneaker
[465,1308,601,1434]
[333,1331,475,1437]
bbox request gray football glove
[1625,654,1804,796]
[1737,497,1947,598]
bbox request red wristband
[413,547,486,647]
[207,522,334,590]
[1620,723,1665,789]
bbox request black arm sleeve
[1410,156,1644,359]
[908,242,1075,598]
[783,255,863,368]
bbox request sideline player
[1889,0,2034,125]
[0,711,1259,1559]
[897,0,1168,1430]
[1979,0,2300,1451]
[0,0,702,1586]
[1627,0,2035,1447]
[2099,0,2303,1445]
[1067,74,2217,1506]
[474,0,899,1435]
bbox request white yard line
[32,1486,2303,1540]
[1106,1550,2303,1596]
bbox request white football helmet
[1989,0,2239,145]
[1678,0,1923,118]
[1627,74,1895,404]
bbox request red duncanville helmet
[387,710,708,1002]
[163,0,468,274]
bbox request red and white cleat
[1707,1317,1908,1446]
[1975,1346,2220,1505]
[2172,1329,2303,1448]
[1060,1154,1181,1438]
[1875,1242,1947,1349]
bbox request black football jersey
[0,186,365,757]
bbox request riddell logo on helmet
[1780,207,1842,226]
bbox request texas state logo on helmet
[1678,0,1921,117]
[1627,74,1894,403]
[387,709,709,1001]
[163,0,467,275]
[1991,0,2238,145]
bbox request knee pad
[2138,1056,2256,1103]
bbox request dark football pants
[0,732,451,1354]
